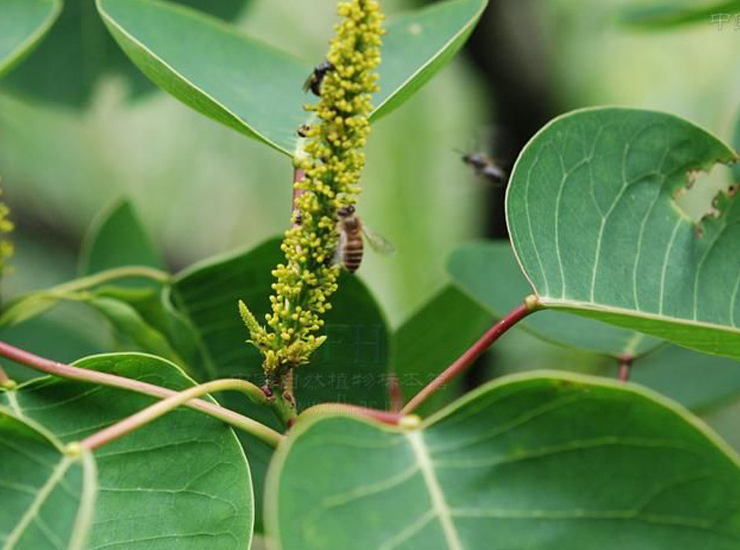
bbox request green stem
[0,339,281,447]
[81,379,282,450]
[49,265,171,293]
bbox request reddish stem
[0,340,268,436]
[618,355,634,382]
[300,402,406,426]
[388,374,404,414]
[401,298,537,415]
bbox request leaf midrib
[406,431,463,550]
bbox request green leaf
[0,352,254,550]
[0,409,96,550]
[172,237,390,531]
[628,345,740,412]
[268,371,740,550]
[393,285,492,415]
[0,0,60,78]
[370,0,487,123]
[79,198,164,277]
[3,0,248,106]
[449,240,662,357]
[87,295,185,365]
[619,1,740,30]
[97,0,487,155]
[506,107,740,359]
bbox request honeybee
[297,124,311,138]
[335,205,395,273]
[461,151,508,185]
[303,61,335,96]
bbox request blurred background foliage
[1,0,739,441]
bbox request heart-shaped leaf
[0,0,60,78]
[506,107,740,359]
[268,371,740,550]
[97,0,487,155]
[3,0,248,106]
[449,240,662,357]
[172,236,390,531]
[619,1,740,30]
[393,285,493,415]
[79,198,164,277]
[0,409,96,550]
[0,353,254,550]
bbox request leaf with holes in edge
[0,408,97,550]
[96,0,487,155]
[506,107,740,360]
[0,0,60,78]
[0,352,254,550]
[268,371,740,550]
[448,240,662,358]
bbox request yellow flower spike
[0,185,14,279]
[239,0,383,383]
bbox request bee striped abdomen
[342,230,364,273]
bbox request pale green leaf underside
[448,241,662,357]
[97,0,486,155]
[619,1,740,29]
[268,372,740,550]
[0,0,60,78]
[0,353,253,550]
[0,409,96,550]
[506,107,740,359]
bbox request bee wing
[332,228,347,267]
[362,224,396,256]
[302,73,314,93]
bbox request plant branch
[618,355,634,382]
[401,296,540,415]
[51,265,171,292]
[299,403,408,426]
[0,340,282,447]
[81,379,282,450]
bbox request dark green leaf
[0,352,254,550]
[0,409,96,550]
[393,285,492,415]
[0,0,60,78]
[3,0,247,106]
[506,107,740,359]
[448,240,662,357]
[268,371,740,550]
[79,198,164,277]
[97,0,487,154]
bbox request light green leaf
[0,352,254,550]
[97,0,487,155]
[268,371,740,550]
[393,285,492,415]
[3,0,248,106]
[449,240,662,357]
[79,198,164,277]
[0,409,96,550]
[619,1,740,30]
[506,107,740,359]
[0,0,60,78]
[172,237,390,531]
